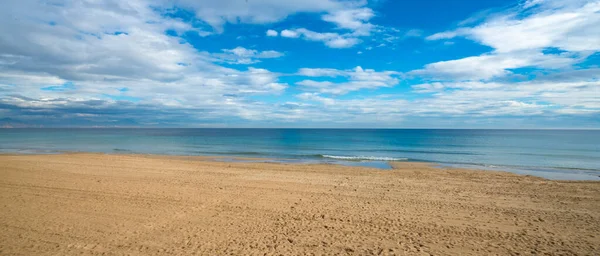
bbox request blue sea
[1,129,598,180]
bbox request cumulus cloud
[297,66,401,94]
[296,92,336,105]
[280,29,300,38]
[266,29,278,37]
[253,4,387,49]
[298,68,346,77]
[419,0,600,81]
[0,0,291,125]
[1,0,598,127]
[403,0,600,123]
[166,0,362,31]
[322,7,375,36]
[428,0,600,51]
[278,28,361,48]
[212,47,284,64]
[411,78,600,116]
[412,51,586,80]
[263,4,379,49]
[0,0,210,83]
[326,37,361,48]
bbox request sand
[0,153,599,255]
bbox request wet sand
[1,153,599,255]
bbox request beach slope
[1,154,599,255]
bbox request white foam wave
[321,155,408,161]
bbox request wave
[320,155,408,161]
[435,161,600,173]
[510,152,600,160]
[191,151,268,156]
[370,149,480,155]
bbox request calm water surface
[1,129,598,180]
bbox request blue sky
[0,0,598,128]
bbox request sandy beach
[1,153,599,255]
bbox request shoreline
[2,150,599,181]
[1,153,600,254]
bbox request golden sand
[1,153,599,255]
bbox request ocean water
[1,128,598,180]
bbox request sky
[0,0,598,128]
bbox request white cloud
[0,0,291,123]
[166,0,357,31]
[257,50,285,58]
[160,0,382,36]
[410,77,600,113]
[428,0,600,53]
[296,92,336,105]
[412,51,585,80]
[523,0,546,8]
[164,0,379,50]
[325,37,361,48]
[280,29,300,38]
[426,31,460,41]
[412,81,505,93]
[279,28,361,48]
[225,47,257,57]
[298,68,346,77]
[399,0,600,121]
[296,80,335,89]
[294,28,337,41]
[1,0,597,127]
[363,27,424,49]
[213,47,284,64]
[270,4,409,49]
[322,7,374,36]
[0,2,201,83]
[253,4,394,49]
[266,29,278,37]
[165,0,381,48]
[403,29,424,38]
[419,0,600,81]
[297,66,401,94]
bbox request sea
[1,128,598,180]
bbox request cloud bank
[0,0,598,128]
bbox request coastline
[2,150,599,181]
[1,153,599,255]
[2,128,599,181]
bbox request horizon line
[2,127,599,130]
